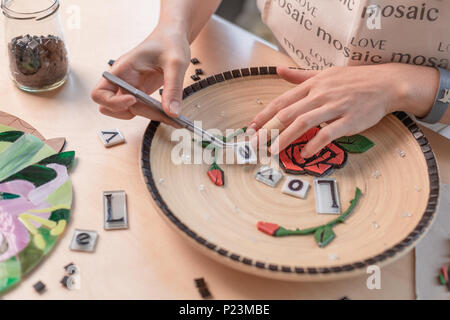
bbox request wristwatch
[418,67,450,124]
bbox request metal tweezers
[102,72,236,148]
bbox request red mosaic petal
[304,127,320,141]
[304,162,332,175]
[280,149,304,172]
[257,221,280,236]
[305,151,331,167]
[291,145,306,165]
[326,143,346,166]
[207,168,224,186]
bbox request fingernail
[128,96,137,105]
[270,141,279,155]
[247,123,257,136]
[250,135,258,150]
[170,100,181,115]
[301,150,310,158]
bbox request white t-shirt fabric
[256,0,450,71]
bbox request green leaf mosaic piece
[49,209,70,222]
[38,151,75,168]
[335,134,374,153]
[314,226,335,248]
[2,165,57,187]
[0,192,20,200]
[0,131,24,143]
[258,187,362,248]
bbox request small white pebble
[250,238,256,244]
[372,170,381,179]
[414,185,421,192]
[196,104,201,109]
[199,184,204,191]
[256,98,262,104]
[372,221,379,229]
[402,212,412,218]
[233,206,239,213]
[396,148,406,158]
[328,253,339,261]
[158,178,164,184]
[220,111,225,117]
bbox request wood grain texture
[144,73,437,281]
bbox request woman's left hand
[248,63,439,158]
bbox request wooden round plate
[141,67,439,281]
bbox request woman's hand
[91,29,191,125]
[248,63,439,158]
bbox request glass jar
[1,0,69,92]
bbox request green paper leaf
[2,164,57,187]
[335,135,374,153]
[0,131,24,143]
[38,151,75,168]
[314,225,335,248]
[274,226,317,237]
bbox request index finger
[91,77,137,112]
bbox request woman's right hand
[91,28,191,125]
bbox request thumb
[162,59,188,117]
[277,66,318,84]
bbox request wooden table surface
[1,0,449,300]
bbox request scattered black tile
[107,59,115,66]
[194,278,206,288]
[195,68,203,75]
[159,88,163,96]
[64,262,76,274]
[33,281,46,294]
[190,57,200,65]
[60,276,70,288]
[268,66,277,74]
[259,66,269,75]
[191,74,201,81]
[199,286,212,299]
